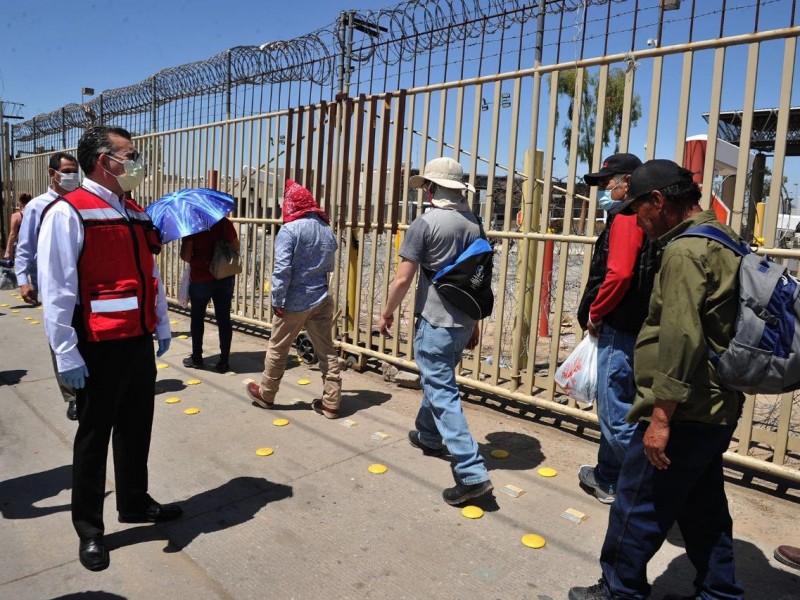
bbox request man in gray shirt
[379,157,493,506]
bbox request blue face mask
[598,190,621,212]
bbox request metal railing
[7,1,799,485]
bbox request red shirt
[589,213,645,323]
[186,218,238,283]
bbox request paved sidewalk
[1,289,798,599]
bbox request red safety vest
[58,188,159,342]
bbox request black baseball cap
[583,153,642,185]
[612,159,696,215]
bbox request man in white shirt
[38,126,181,572]
[16,152,80,420]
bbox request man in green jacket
[570,160,745,600]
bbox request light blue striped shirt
[271,213,337,313]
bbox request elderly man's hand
[273,306,285,318]
[20,284,38,305]
[643,419,671,470]
[378,314,394,338]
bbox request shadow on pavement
[105,476,293,553]
[337,388,392,419]
[51,593,127,599]
[153,378,187,394]
[0,464,71,519]
[652,533,800,598]
[480,431,545,471]
[0,368,27,385]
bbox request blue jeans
[594,323,638,493]
[413,317,489,486]
[600,421,743,599]
[188,276,235,361]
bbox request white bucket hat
[409,157,476,193]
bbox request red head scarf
[282,180,330,224]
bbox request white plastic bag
[178,265,191,307]
[554,334,598,405]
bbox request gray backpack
[676,224,800,395]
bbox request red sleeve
[589,214,644,323]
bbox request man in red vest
[38,126,180,572]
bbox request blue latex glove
[61,365,89,389]
[157,337,171,357]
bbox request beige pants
[259,295,341,410]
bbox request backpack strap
[673,223,748,371]
[674,224,749,257]
[422,213,487,280]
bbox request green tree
[553,67,642,166]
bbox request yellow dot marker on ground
[272,418,290,427]
[157,363,169,369]
[177,334,189,339]
[165,397,181,404]
[521,534,546,549]
[170,319,178,324]
[255,447,274,456]
[297,379,311,385]
[11,309,19,313]
[24,316,32,321]
[30,320,40,324]
[0,303,8,307]
[184,407,200,415]
[368,464,388,474]
[186,378,202,385]
[490,449,509,459]
[537,467,558,478]
[461,505,484,519]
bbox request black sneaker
[182,355,204,369]
[568,581,611,600]
[214,361,229,373]
[408,430,444,456]
[442,480,493,505]
[66,400,78,421]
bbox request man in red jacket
[577,153,657,504]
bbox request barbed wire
[13,0,627,142]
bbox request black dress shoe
[66,400,78,421]
[79,537,109,571]
[118,498,183,523]
[182,355,204,368]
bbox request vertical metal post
[151,76,158,133]
[747,153,766,242]
[337,12,347,94]
[99,93,104,125]
[535,0,546,66]
[61,107,67,149]
[225,49,232,120]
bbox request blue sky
[0,0,396,117]
[2,0,798,208]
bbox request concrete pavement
[1,288,798,599]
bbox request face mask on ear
[58,172,80,192]
[598,190,621,212]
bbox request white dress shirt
[38,178,170,371]
[14,188,59,286]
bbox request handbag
[209,241,242,279]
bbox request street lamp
[81,87,95,105]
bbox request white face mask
[57,171,80,192]
[107,155,145,192]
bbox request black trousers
[72,334,156,539]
